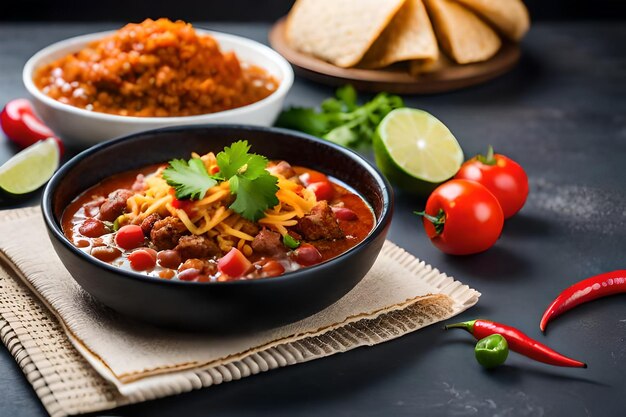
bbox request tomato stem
[476,145,497,165]
[414,208,446,235]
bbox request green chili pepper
[283,234,300,250]
[475,334,509,369]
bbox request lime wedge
[0,138,60,194]
[373,108,464,195]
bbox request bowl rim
[41,124,394,287]
[23,28,294,123]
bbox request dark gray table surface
[1,21,625,417]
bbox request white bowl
[23,29,294,148]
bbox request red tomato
[299,171,329,186]
[293,243,323,266]
[114,225,145,250]
[307,181,335,201]
[128,249,157,271]
[455,147,529,219]
[1,99,63,155]
[218,248,252,278]
[417,180,504,255]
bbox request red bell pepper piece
[540,270,626,332]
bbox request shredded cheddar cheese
[123,151,317,243]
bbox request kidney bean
[91,246,122,263]
[157,250,182,269]
[79,218,109,237]
[178,268,200,281]
[332,207,358,221]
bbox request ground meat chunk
[99,189,134,221]
[140,213,161,236]
[298,201,344,241]
[251,229,284,255]
[150,216,189,250]
[267,160,298,180]
[175,235,221,261]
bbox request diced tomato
[293,243,322,266]
[218,248,252,278]
[299,171,329,186]
[79,218,108,237]
[261,260,285,277]
[114,225,145,250]
[171,196,195,213]
[307,181,335,201]
[332,207,358,221]
[128,248,157,271]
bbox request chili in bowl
[42,125,392,331]
[23,19,293,148]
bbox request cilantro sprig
[163,158,218,200]
[162,140,279,222]
[275,85,404,149]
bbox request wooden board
[268,18,521,94]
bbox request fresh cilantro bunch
[162,140,279,221]
[276,85,404,149]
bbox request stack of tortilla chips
[285,0,529,74]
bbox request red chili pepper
[540,270,626,332]
[445,319,587,368]
[0,99,63,154]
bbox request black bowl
[42,125,393,332]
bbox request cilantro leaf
[214,140,280,221]
[162,158,217,200]
[163,141,280,221]
[275,85,404,149]
[228,173,279,221]
[216,140,270,179]
[216,140,251,178]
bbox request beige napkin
[0,207,479,417]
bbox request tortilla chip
[359,0,438,69]
[424,0,501,64]
[285,0,407,68]
[453,0,529,41]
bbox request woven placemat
[0,207,479,417]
